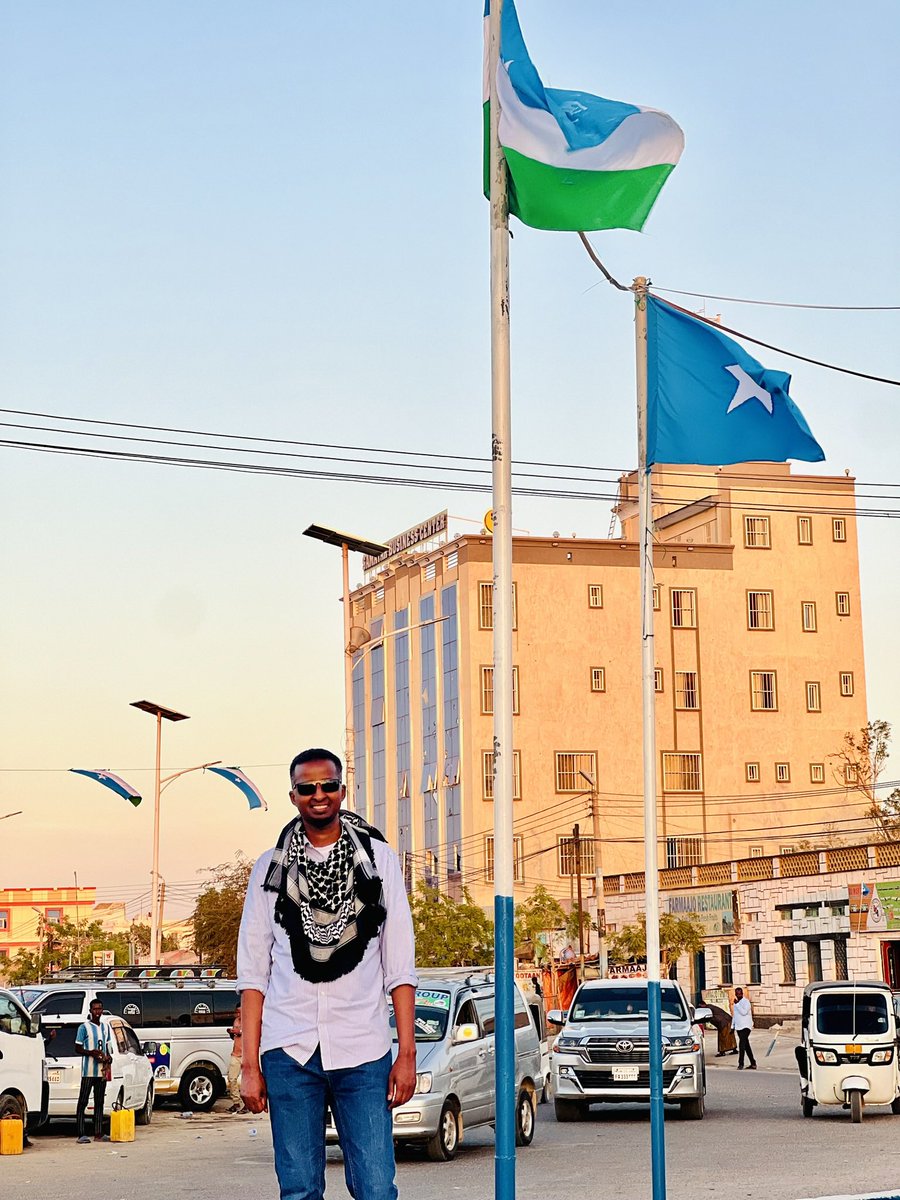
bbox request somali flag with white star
[646,296,825,467]
[70,768,142,806]
[207,766,267,811]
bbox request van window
[137,992,173,1028]
[33,991,85,1017]
[122,1026,143,1055]
[0,993,29,1035]
[816,993,890,1037]
[188,993,215,1026]
[513,988,531,1031]
[213,990,240,1025]
[473,995,495,1035]
[44,1025,81,1058]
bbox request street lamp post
[130,700,190,964]
[579,769,606,976]
[302,525,387,812]
[0,811,23,821]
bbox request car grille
[574,1067,679,1090]
[581,1038,650,1064]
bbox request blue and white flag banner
[70,768,142,807]
[646,296,825,467]
[207,766,267,811]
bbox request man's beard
[304,810,339,831]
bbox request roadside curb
[796,1193,900,1200]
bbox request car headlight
[414,1072,433,1095]
[814,1048,839,1064]
[554,1036,580,1051]
[871,1048,894,1064]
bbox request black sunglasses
[292,778,342,797]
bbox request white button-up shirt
[237,834,417,1070]
[732,997,754,1031]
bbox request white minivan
[0,988,48,1132]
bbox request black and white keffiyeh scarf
[262,810,388,983]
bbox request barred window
[834,936,849,981]
[558,835,596,877]
[750,845,765,858]
[806,681,821,712]
[485,835,523,883]
[555,752,597,793]
[671,589,697,629]
[588,584,604,609]
[836,591,851,616]
[781,941,796,984]
[478,581,518,631]
[424,562,436,581]
[481,750,522,801]
[445,549,458,571]
[654,667,664,693]
[720,944,733,986]
[776,762,791,783]
[674,671,699,710]
[746,762,760,783]
[844,763,858,785]
[750,670,777,711]
[652,584,661,611]
[480,665,520,715]
[661,752,703,792]
[747,941,762,985]
[666,836,703,868]
[840,672,854,697]
[797,516,813,545]
[590,667,606,693]
[744,516,771,548]
[810,763,825,783]
[802,601,817,632]
[747,591,774,630]
[832,517,847,542]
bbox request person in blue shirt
[75,999,112,1143]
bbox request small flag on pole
[483,0,684,232]
[646,296,825,467]
[70,769,142,807]
[206,766,267,811]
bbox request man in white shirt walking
[732,987,757,1070]
[237,747,417,1200]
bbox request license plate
[48,1070,61,1084]
[612,1065,640,1082]
[845,1044,862,1055]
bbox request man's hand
[387,1050,416,1110]
[240,1063,268,1114]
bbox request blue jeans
[261,1046,397,1200]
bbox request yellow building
[347,465,871,917]
[0,886,97,966]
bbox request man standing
[75,999,112,1143]
[732,987,757,1070]
[238,747,417,1200]
[226,1002,246,1113]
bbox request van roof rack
[39,964,230,984]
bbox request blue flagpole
[635,276,667,1200]
[488,2,516,1198]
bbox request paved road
[5,1064,900,1200]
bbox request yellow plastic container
[0,1118,24,1155]
[110,1108,135,1143]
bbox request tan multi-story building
[347,464,871,917]
[0,885,97,967]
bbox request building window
[654,668,664,693]
[780,845,796,855]
[485,835,523,883]
[747,590,774,630]
[839,672,854,697]
[806,681,821,712]
[745,762,760,783]
[652,584,661,611]
[749,845,765,858]
[588,584,603,609]
[807,941,823,983]
[810,763,825,783]
[844,763,858,785]
[557,835,596,877]
[671,589,697,629]
[797,516,813,545]
[750,670,778,711]
[781,941,796,984]
[747,942,762,986]
[667,836,703,868]
[832,517,847,542]
[674,671,699,710]
[834,936,849,980]
[555,752,597,793]
[424,563,436,582]
[776,762,791,783]
[0,910,8,931]
[744,516,771,548]
[481,750,522,801]
[478,581,518,631]
[445,549,458,571]
[801,601,817,632]
[720,944,733,986]
[661,752,703,792]
[590,667,606,693]
[836,591,851,616]
[480,666,520,715]
[45,908,63,923]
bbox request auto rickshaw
[795,980,900,1122]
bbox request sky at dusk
[2,1,898,922]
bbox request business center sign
[666,890,737,937]
[849,880,900,933]
[363,510,448,572]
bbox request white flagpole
[634,277,666,1198]
[488,2,516,1198]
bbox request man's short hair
[289,747,343,779]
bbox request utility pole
[157,879,167,961]
[573,823,586,982]
[579,770,607,977]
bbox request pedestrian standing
[75,999,113,1143]
[237,747,417,1200]
[226,1002,247,1113]
[732,987,757,1070]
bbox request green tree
[830,720,900,841]
[514,885,566,963]
[192,853,255,975]
[409,883,493,967]
[1,916,174,986]
[609,911,705,974]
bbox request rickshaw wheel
[850,1090,863,1123]
[801,1096,814,1118]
